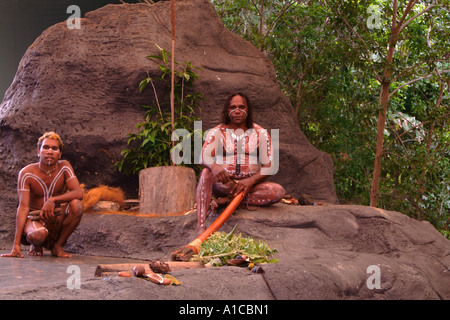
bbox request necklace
[39,164,57,176]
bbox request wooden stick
[190,192,244,247]
[94,261,204,277]
[27,208,63,220]
[170,192,245,261]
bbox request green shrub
[115,45,204,176]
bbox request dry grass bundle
[81,184,125,211]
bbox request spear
[170,0,176,165]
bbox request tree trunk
[139,166,197,215]
[369,81,390,207]
[170,0,176,154]
[369,11,400,207]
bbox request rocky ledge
[59,203,450,300]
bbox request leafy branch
[115,45,204,176]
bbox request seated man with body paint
[1,132,83,258]
[196,92,285,235]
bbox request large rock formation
[0,0,337,207]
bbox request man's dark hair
[37,131,64,151]
[221,92,254,128]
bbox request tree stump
[139,166,197,215]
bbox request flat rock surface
[1,204,449,300]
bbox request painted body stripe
[20,173,48,201]
[19,166,75,203]
[202,123,272,177]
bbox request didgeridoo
[170,191,245,261]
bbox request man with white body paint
[1,132,83,258]
[196,93,285,236]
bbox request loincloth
[22,208,65,249]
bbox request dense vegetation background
[209,0,449,237]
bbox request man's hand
[40,199,55,220]
[1,244,24,258]
[230,178,254,198]
[210,164,230,184]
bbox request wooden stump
[139,166,196,215]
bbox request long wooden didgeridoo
[170,192,245,261]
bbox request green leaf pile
[191,225,279,266]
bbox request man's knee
[199,167,212,180]
[26,228,48,245]
[272,183,285,202]
[249,182,285,206]
[69,199,83,218]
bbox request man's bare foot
[51,245,72,258]
[28,245,43,256]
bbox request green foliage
[211,0,449,235]
[191,226,279,266]
[379,79,450,231]
[115,45,204,176]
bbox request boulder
[91,200,121,212]
[0,0,337,208]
